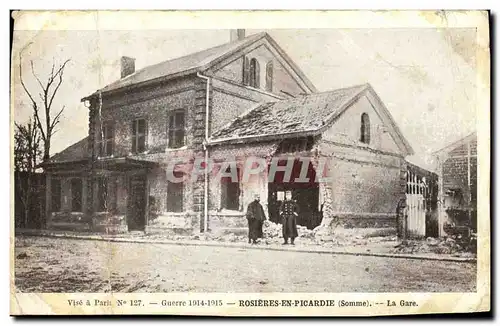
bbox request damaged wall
[315,91,407,234]
[436,133,477,235]
[207,141,278,232]
[319,143,403,230]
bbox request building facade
[42,30,416,236]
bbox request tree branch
[49,105,65,132]
[19,44,47,141]
[30,60,45,91]
[47,59,70,110]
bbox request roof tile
[91,32,266,95]
[211,84,367,141]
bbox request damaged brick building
[433,132,477,237]
[42,30,419,237]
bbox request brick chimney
[120,56,136,78]
[230,29,245,42]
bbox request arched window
[265,61,273,92]
[249,58,260,88]
[360,113,370,144]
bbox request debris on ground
[263,220,282,238]
[391,235,477,257]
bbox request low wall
[146,212,200,235]
[208,210,247,233]
[316,214,397,238]
[92,212,128,234]
[48,211,128,234]
[48,212,91,232]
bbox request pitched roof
[432,131,477,155]
[83,31,316,99]
[210,84,368,142]
[46,137,88,164]
[100,33,265,94]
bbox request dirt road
[14,236,476,293]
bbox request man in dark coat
[246,194,266,244]
[280,191,298,245]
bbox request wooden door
[127,175,147,231]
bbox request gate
[406,171,427,237]
[405,163,438,238]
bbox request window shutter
[243,57,250,85]
[360,113,370,144]
[131,121,136,153]
[266,61,273,92]
[254,60,260,88]
[249,59,255,87]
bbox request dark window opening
[98,123,114,157]
[167,172,184,212]
[70,178,83,212]
[277,137,314,154]
[221,167,241,210]
[131,119,147,153]
[167,111,185,148]
[51,178,61,212]
[249,58,260,88]
[266,61,273,92]
[360,113,371,144]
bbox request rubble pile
[297,225,314,239]
[392,236,476,256]
[263,220,282,238]
[262,221,316,239]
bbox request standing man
[246,193,266,244]
[280,191,298,245]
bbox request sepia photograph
[9,10,490,316]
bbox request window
[221,167,241,210]
[51,178,61,212]
[131,119,147,153]
[167,111,185,148]
[70,178,83,212]
[167,172,184,212]
[243,57,260,88]
[249,58,260,88]
[266,61,273,92]
[360,113,370,144]
[98,123,114,157]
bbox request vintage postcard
[10,10,490,316]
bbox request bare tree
[14,117,42,228]
[19,42,71,161]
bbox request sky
[11,27,478,171]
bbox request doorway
[127,175,147,231]
[267,159,322,229]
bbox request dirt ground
[14,236,476,293]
